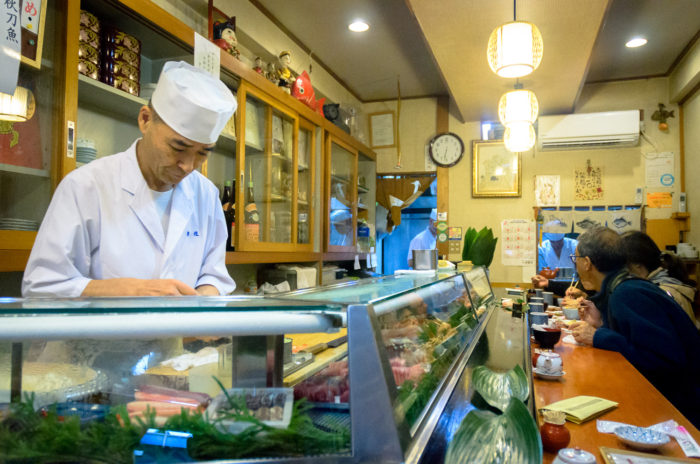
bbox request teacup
[530,297,544,303]
[563,307,579,320]
[529,302,545,313]
[531,312,549,326]
[543,292,554,305]
[535,289,544,297]
[536,352,563,375]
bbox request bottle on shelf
[245,176,260,242]
[229,180,236,250]
[298,211,309,244]
[357,218,370,253]
[221,180,234,251]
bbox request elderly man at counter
[22,61,237,297]
[570,226,700,427]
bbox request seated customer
[570,227,700,427]
[621,231,698,328]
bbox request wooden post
[436,96,450,258]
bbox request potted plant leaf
[462,226,498,268]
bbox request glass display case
[238,84,315,252]
[0,269,533,462]
[326,135,357,252]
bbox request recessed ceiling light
[626,37,648,48]
[348,20,369,32]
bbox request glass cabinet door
[326,136,357,252]
[297,120,315,247]
[239,85,310,252]
[0,1,74,272]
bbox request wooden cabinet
[0,0,376,272]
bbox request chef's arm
[81,278,198,296]
[195,284,219,295]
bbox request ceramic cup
[531,312,549,326]
[536,352,563,375]
[530,297,544,304]
[543,292,554,305]
[535,288,544,297]
[529,302,545,313]
[563,307,579,320]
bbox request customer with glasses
[570,226,700,427]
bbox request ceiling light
[498,88,538,126]
[348,20,369,32]
[625,37,647,48]
[504,121,536,152]
[0,86,29,122]
[487,21,543,78]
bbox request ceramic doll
[213,18,241,59]
[253,56,264,74]
[266,62,279,85]
[276,50,293,93]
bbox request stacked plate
[77,139,97,164]
[0,218,39,231]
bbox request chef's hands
[531,275,549,289]
[578,299,603,328]
[82,278,198,296]
[195,284,220,296]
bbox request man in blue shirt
[538,232,577,271]
[407,208,437,268]
[571,226,700,427]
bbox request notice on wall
[645,152,674,189]
[0,0,21,94]
[646,192,672,208]
[194,32,220,78]
[501,219,536,266]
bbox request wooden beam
[436,95,449,257]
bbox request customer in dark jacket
[571,227,700,427]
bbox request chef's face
[137,105,215,191]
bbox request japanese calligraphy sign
[20,0,40,31]
[0,0,21,94]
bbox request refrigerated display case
[0,268,533,463]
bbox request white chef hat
[151,61,237,144]
[430,208,438,221]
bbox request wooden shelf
[78,74,146,120]
[0,163,50,178]
[217,132,236,154]
[357,184,370,193]
[330,174,351,184]
[323,251,361,261]
[226,251,321,264]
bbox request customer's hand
[579,300,603,328]
[531,275,549,289]
[572,322,596,346]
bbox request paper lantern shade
[504,121,536,152]
[487,21,543,78]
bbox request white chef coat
[22,140,235,297]
[538,237,578,270]
[407,227,437,263]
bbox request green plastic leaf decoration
[445,397,542,464]
[472,365,529,412]
[462,227,478,261]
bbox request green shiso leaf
[472,365,529,412]
[445,397,542,464]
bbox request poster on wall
[645,152,674,189]
[574,164,603,200]
[608,209,641,233]
[535,175,560,206]
[501,219,536,266]
[646,192,672,208]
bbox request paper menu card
[541,395,618,424]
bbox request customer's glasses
[570,254,583,263]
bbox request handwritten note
[194,31,220,79]
[646,192,672,208]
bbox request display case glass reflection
[329,141,354,248]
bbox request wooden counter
[534,338,700,463]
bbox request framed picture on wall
[472,140,521,198]
[368,111,395,148]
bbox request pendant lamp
[498,88,538,126]
[0,86,29,122]
[487,1,543,78]
[503,121,536,152]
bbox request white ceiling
[193,0,700,122]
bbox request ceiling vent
[538,110,640,150]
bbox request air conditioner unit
[538,110,640,150]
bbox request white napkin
[161,346,219,371]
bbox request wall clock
[429,132,465,167]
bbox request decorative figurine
[266,62,279,85]
[292,71,325,115]
[651,102,674,131]
[276,50,293,93]
[213,17,240,59]
[253,56,264,74]
[323,103,350,133]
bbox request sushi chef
[538,231,578,271]
[22,61,237,297]
[407,208,437,268]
